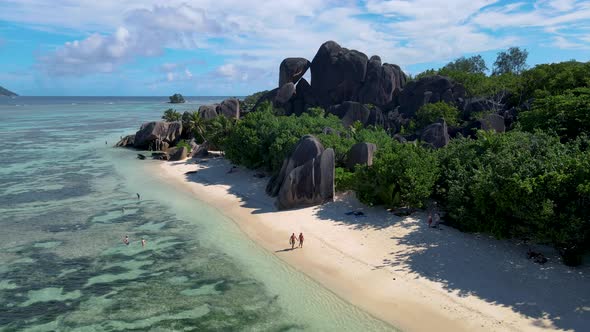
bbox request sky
[0,0,589,96]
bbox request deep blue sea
[0,97,392,331]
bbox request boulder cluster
[117,40,517,210]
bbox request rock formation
[358,56,406,106]
[328,101,383,127]
[275,83,296,105]
[277,148,335,210]
[480,113,506,133]
[310,41,369,108]
[198,105,218,120]
[115,135,135,147]
[217,98,240,119]
[398,75,465,117]
[421,119,450,148]
[133,121,182,149]
[266,135,325,197]
[346,143,377,171]
[279,58,311,87]
[169,146,189,161]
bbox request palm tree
[162,108,181,122]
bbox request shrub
[162,108,181,122]
[437,130,590,265]
[354,142,439,209]
[416,102,460,128]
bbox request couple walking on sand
[289,232,304,249]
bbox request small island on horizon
[0,85,18,97]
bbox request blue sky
[0,0,589,96]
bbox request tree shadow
[313,193,404,231]
[181,157,276,215]
[377,215,590,331]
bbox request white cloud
[3,0,588,91]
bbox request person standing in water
[136,193,140,200]
[123,235,130,246]
[298,233,304,248]
[141,238,146,247]
[289,233,296,249]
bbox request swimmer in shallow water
[123,235,130,246]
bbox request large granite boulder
[134,121,182,149]
[311,41,368,108]
[252,88,279,112]
[398,75,465,117]
[279,58,311,87]
[291,78,316,116]
[115,135,135,147]
[275,82,296,104]
[217,98,240,119]
[346,142,377,171]
[198,105,218,120]
[190,141,209,158]
[266,135,324,197]
[277,148,335,210]
[358,56,406,106]
[328,101,383,128]
[169,146,189,161]
[421,119,450,149]
[480,113,506,133]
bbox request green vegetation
[176,139,191,150]
[223,101,344,172]
[354,142,439,209]
[162,108,181,122]
[169,93,185,103]
[492,47,529,75]
[241,90,270,111]
[416,102,460,127]
[520,88,590,140]
[437,131,589,265]
[163,55,590,265]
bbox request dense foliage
[354,142,439,209]
[437,131,590,265]
[162,108,181,122]
[169,93,186,103]
[241,90,270,111]
[177,55,590,265]
[223,102,345,172]
[416,102,460,127]
[492,47,529,75]
[520,88,590,140]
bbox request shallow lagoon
[0,97,394,331]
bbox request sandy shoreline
[156,156,589,332]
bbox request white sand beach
[157,156,589,332]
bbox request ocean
[0,97,393,331]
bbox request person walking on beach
[427,213,433,228]
[298,232,304,248]
[123,235,130,246]
[289,233,296,249]
[141,238,146,247]
[136,193,141,200]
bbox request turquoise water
[0,97,394,331]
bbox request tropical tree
[493,47,529,75]
[162,108,181,122]
[441,55,488,74]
